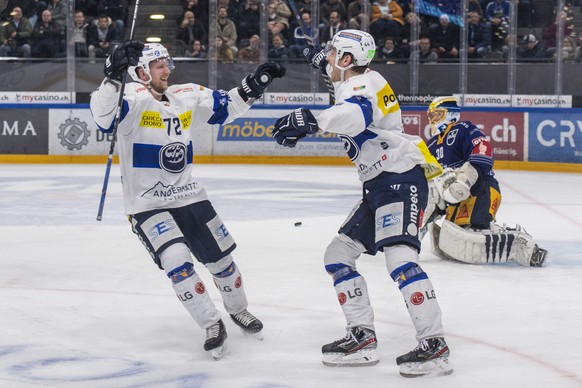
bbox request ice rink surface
[1,163,581,388]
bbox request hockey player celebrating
[90,41,286,359]
[271,30,453,377]
[424,96,548,267]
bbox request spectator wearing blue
[467,11,490,59]
[485,0,510,52]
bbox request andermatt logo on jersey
[159,142,187,172]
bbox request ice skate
[396,337,453,377]
[321,327,379,367]
[230,309,264,340]
[203,319,227,360]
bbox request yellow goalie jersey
[316,70,441,182]
[90,80,250,215]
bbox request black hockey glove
[303,46,328,76]
[239,61,286,101]
[272,108,319,148]
[104,40,145,81]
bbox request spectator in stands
[237,33,260,62]
[377,36,403,63]
[72,9,89,57]
[542,11,575,57]
[186,39,207,58]
[0,6,32,58]
[289,11,313,58]
[468,0,484,18]
[181,0,208,26]
[75,0,98,20]
[97,0,127,36]
[370,0,405,44]
[575,35,582,63]
[175,10,207,56]
[210,35,234,62]
[467,11,490,59]
[320,10,345,44]
[517,0,532,28]
[87,14,119,60]
[397,11,428,58]
[31,9,62,57]
[320,0,347,29]
[347,0,371,30]
[216,5,238,56]
[268,32,293,64]
[561,35,576,62]
[237,0,260,40]
[429,14,459,60]
[415,36,438,63]
[46,0,66,32]
[485,0,510,53]
[296,0,314,15]
[267,0,291,38]
[517,33,551,61]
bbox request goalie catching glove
[272,108,319,148]
[433,163,479,205]
[239,62,286,101]
[104,40,145,81]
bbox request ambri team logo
[58,118,90,151]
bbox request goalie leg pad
[436,220,544,266]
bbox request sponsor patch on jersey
[471,139,492,157]
[471,136,487,146]
[139,111,164,128]
[376,83,398,116]
[375,202,404,242]
[178,110,192,130]
[172,87,194,93]
[353,85,366,91]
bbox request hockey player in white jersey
[90,41,285,359]
[272,30,453,377]
[423,96,548,267]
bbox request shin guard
[212,262,248,315]
[169,263,221,329]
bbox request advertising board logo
[58,118,90,150]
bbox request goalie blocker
[430,220,548,267]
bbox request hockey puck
[294,222,302,227]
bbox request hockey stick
[283,0,336,104]
[96,0,141,221]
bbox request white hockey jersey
[90,80,250,215]
[316,70,441,182]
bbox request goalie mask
[325,29,376,71]
[128,43,175,84]
[427,96,461,136]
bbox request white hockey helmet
[128,43,175,84]
[427,96,461,135]
[326,29,376,70]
